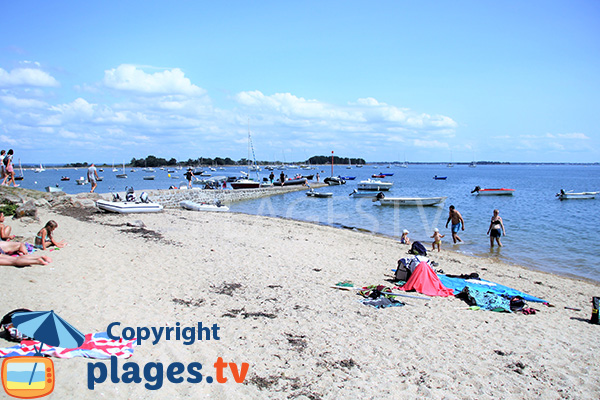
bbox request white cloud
[0,135,18,145]
[0,95,47,109]
[556,132,589,140]
[102,64,205,96]
[0,67,59,87]
[413,139,449,149]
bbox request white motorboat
[45,185,63,193]
[180,200,229,212]
[471,186,515,196]
[376,196,447,206]
[357,179,393,191]
[96,199,163,213]
[76,177,87,185]
[556,190,599,200]
[306,189,333,198]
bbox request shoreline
[3,205,600,398]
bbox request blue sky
[1,1,598,164]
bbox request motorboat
[180,200,229,212]
[61,176,70,181]
[96,199,163,213]
[324,176,346,186]
[230,179,261,189]
[45,185,63,193]
[433,176,447,180]
[306,189,333,198]
[349,189,379,198]
[339,176,355,180]
[381,173,394,176]
[371,174,386,178]
[376,196,447,206]
[556,190,599,200]
[357,179,393,191]
[143,175,155,180]
[76,177,87,185]
[471,186,515,196]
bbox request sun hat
[434,228,439,232]
[403,229,409,234]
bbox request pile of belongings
[357,285,405,309]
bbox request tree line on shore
[64,155,367,168]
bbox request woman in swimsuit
[487,209,506,247]
[35,220,67,250]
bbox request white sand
[2,206,599,399]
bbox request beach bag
[409,241,427,256]
[395,258,419,281]
[592,297,599,325]
[0,308,33,342]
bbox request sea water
[14,164,600,282]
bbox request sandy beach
[2,202,600,399]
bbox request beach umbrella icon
[10,310,85,385]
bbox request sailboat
[447,152,454,168]
[116,161,128,178]
[112,160,118,173]
[231,121,261,189]
[34,163,45,173]
[14,159,24,181]
[469,152,476,168]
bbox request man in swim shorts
[445,205,465,244]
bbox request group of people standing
[0,149,18,187]
[401,205,507,252]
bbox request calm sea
[15,164,600,283]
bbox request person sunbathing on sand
[0,253,52,266]
[35,220,67,250]
[0,212,15,240]
[0,241,28,256]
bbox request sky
[1,1,599,164]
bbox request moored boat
[230,179,261,189]
[45,185,63,193]
[306,189,333,198]
[376,195,447,206]
[471,186,515,196]
[349,189,379,198]
[61,176,70,181]
[371,174,386,178]
[324,176,346,186]
[357,179,393,191]
[433,176,447,180]
[556,190,599,200]
[143,175,155,180]
[275,177,307,186]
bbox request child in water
[431,228,445,252]
[35,220,67,250]
[400,229,411,245]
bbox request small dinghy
[306,189,333,198]
[97,189,163,213]
[471,186,515,196]
[556,190,599,200]
[349,189,379,198]
[324,176,346,186]
[96,200,163,213]
[180,200,229,212]
[433,175,447,180]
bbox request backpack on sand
[0,308,33,342]
[408,241,427,256]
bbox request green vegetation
[0,202,18,216]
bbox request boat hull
[96,200,163,213]
[475,189,515,196]
[275,178,307,186]
[180,200,229,212]
[230,179,261,189]
[324,177,345,186]
[378,196,447,206]
[557,192,598,200]
[306,192,333,198]
[357,179,393,191]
